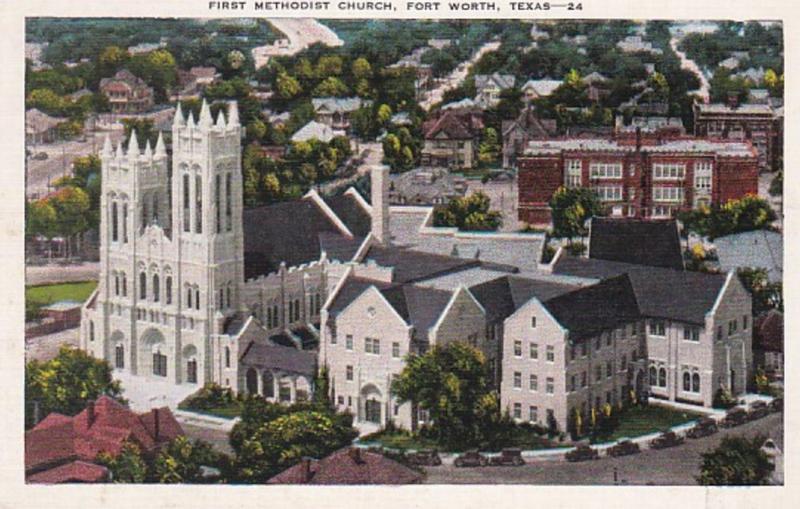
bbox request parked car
[488,448,525,466]
[454,450,488,468]
[747,401,770,421]
[565,444,599,462]
[686,417,718,439]
[769,397,783,413]
[721,407,749,428]
[649,430,685,450]
[608,439,640,457]
[406,449,442,467]
[33,152,48,160]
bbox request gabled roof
[715,229,783,283]
[267,447,423,484]
[239,340,317,376]
[362,245,480,284]
[542,274,641,340]
[291,120,341,142]
[242,193,366,279]
[502,107,558,139]
[27,460,109,484]
[99,69,149,90]
[475,73,516,90]
[312,97,366,114]
[423,110,475,140]
[589,217,684,270]
[521,79,562,97]
[552,254,728,325]
[25,396,182,475]
[469,275,578,323]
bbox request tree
[49,186,91,257]
[27,199,57,248]
[679,195,776,239]
[549,187,604,239]
[25,346,124,428]
[392,342,495,449]
[432,192,502,231]
[150,436,220,483]
[351,57,373,80]
[97,45,129,77]
[229,398,357,482]
[315,55,343,78]
[312,77,349,97]
[697,435,774,485]
[737,267,783,316]
[96,442,148,483]
[478,127,500,166]
[275,72,302,101]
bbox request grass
[594,405,704,444]
[26,280,98,308]
[179,404,243,419]
[361,425,566,453]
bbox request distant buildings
[291,120,343,143]
[501,106,558,169]
[26,396,183,484]
[521,79,562,102]
[693,94,783,171]
[616,36,663,55]
[421,107,484,169]
[474,73,516,109]
[388,168,468,205]
[99,69,155,114]
[517,129,759,226]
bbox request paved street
[420,41,502,111]
[423,412,783,485]
[25,327,79,362]
[26,262,100,285]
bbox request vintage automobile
[565,444,599,462]
[747,401,770,421]
[769,397,784,413]
[453,450,488,468]
[488,448,525,466]
[649,430,685,450]
[721,407,749,428]
[33,152,49,160]
[406,449,442,467]
[686,417,718,439]
[608,439,641,457]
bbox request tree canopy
[432,192,502,232]
[548,186,605,239]
[697,435,775,485]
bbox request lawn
[26,280,98,307]
[360,425,566,453]
[594,404,704,443]
[179,404,243,419]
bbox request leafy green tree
[25,346,124,428]
[697,435,775,485]
[433,192,502,231]
[121,118,157,149]
[128,49,177,103]
[737,267,783,315]
[96,442,148,483]
[315,55,343,78]
[49,186,91,257]
[679,195,776,239]
[376,104,393,125]
[26,88,68,116]
[150,436,220,483]
[392,342,496,449]
[275,72,302,101]
[97,45,129,77]
[312,77,349,97]
[549,187,604,239]
[478,127,500,166]
[351,57,373,80]
[27,199,58,245]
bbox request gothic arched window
[111,201,119,242]
[139,272,147,300]
[165,276,172,304]
[183,174,191,232]
[195,175,202,234]
[152,274,160,302]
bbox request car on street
[488,448,525,466]
[721,407,749,428]
[747,401,770,421]
[453,450,488,467]
[686,417,718,439]
[607,439,640,457]
[770,397,783,413]
[33,152,49,160]
[649,430,685,450]
[565,444,599,462]
[406,449,442,467]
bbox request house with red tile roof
[267,447,423,484]
[25,395,183,483]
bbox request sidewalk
[26,262,100,285]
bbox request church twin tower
[81,100,245,388]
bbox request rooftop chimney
[86,401,96,427]
[348,447,365,464]
[370,165,390,245]
[727,91,740,109]
[300,457,312,482]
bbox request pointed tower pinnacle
[115,140,124,159]
[215,109,227,128]
[128,129,140,157]
[228,101,239,127]
[101,133,113,157]
[155,131,166,157]
[144,139,153,158]
[199,99,213,127]
[187,110,196,128]
[173,102,185,127]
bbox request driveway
[422,412,783,485]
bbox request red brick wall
[518,155,562,226]
[716,158,759,204]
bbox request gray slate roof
[552,255,728,325]
[469,276,578,322]
[714,230,783,283]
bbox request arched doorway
[140,328,167,378]
[109,330,125,370]
[245,368,258,395]
[262,371,275,399]
[635,369,645,398]
[361,384,383,425]
[183,344,198,384]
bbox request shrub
[180,383,239,411]
[565,241,587,256]
[712,388,736,409]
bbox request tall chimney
[301,458,312,482]
[370,165,390,244]
[87,401,96,427]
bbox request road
[423,412,783,485]
[670,36,710,102]
[252,19,343,69]
[420,40,502,111]
[25,327,79,362]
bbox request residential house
[517,130,759,226]
[501,106,558,168]
[388,167,468,205]
[521,79,562,103]
[616,36,663,55]
[25,395,183,483]
[474,73,516,109]
[267,447,423,484]
[26,108,65,145]
[312,97,370,131]
[421,108,483,169]
[291,120,343,143]
[99,69,155,114]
